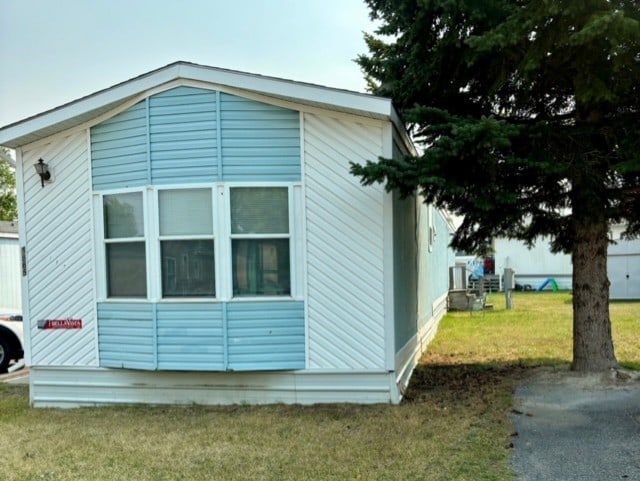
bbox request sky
[0,0,379,128]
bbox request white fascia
[1,63,395,148]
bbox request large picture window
[230,187,290,296]
[103,192,147,297]
[99,184,296,300]
[159,188,215,297]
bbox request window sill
[227,296,297,302]
[98,296,303,303]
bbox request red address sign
[37,319,83,329]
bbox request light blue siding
[220,94,301,181]
[226,301,305,371]
[422,210,455,324]
[91,101,148,189]
[90,87,301,190]
[149,87,218,184]
[156,303,224,370]
[393,201,454,354]
[98,303,155,370]
[97,301,305,371]
[393,193,418,352]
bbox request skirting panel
[29,366,398,407]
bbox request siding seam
[216,90,223,180]
[145,98,151,183]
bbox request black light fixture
[34,158,51,187]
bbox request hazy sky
[0,0,379,127]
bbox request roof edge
[0,61,395,148]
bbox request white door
[609,254,640,300]
[626,254,640,299]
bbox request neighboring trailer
[494,233,640,299]
[493,237,572,290]
[608,238,640,301]
[0,221,21,310]
[0,62,455,407]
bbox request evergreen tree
[352,0,640,371]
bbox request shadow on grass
[402,359,570,405]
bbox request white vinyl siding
[21,130,98,367]
[304,113,387,370]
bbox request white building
[493,229,639,299]
[493,237,572,290]
[0,221,21,310]
[608,226,640,300]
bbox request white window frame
[94,186,151,302]
[224,182,295,301]
[94,182,302,303]
[154,185,218,302]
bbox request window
[99,184,297,300]
[230,187,290,296]
[103,192,147,297]
[427,205,435,252]
[159,188,215,297]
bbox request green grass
[0,292,638,481]
[425,292,639,369]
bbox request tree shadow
[402,359,569,405]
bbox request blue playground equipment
[537,278,559,292]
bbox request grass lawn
[0,292,637,481]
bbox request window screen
[103,192,146,298]
[159,189,213,236]
[230,187,289,234]
[230,187,290,297]
[159,188,215,298]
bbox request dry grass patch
[0,381,515,481]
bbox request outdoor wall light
[34,158,51,187]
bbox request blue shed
[0,62,455,406]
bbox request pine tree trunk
[571,220,618,371]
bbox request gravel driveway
[512,368,640,481]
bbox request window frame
[427,204,435,253]
[224,182,295,301]
[95,187,151,302]
[155,186,217,300]
[94,182,302,303]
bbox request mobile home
[0,62,454,407]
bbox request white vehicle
[0,309,23,373]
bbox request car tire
[0,336,11,374]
